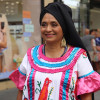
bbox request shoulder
[73,46,86,52]
[88,35,94,39]
[72,46,87,58]
[69,46,86,59]
[27,45,41,52]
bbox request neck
[44,42,65,58]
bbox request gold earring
[61,37,66,47]
[43,39,46,45]
[45,41,46,45]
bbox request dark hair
[90,29,97,34]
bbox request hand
[1,27,6,35]
[93,51,97,55]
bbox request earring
[45,41,46,45]
[61,37,66,47]
[42,39,46,45]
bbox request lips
[45,33,55,37]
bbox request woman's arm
[0,32,7,48]
[96,46,100,51]
[91,39,97,54]
[17,90,23,100]
[80,93,92,100]
[0,26,7,48]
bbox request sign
[23,18,31,24]
[23,32,32,37]
[23,11,31,18]
[24,37,29,42]
[25,24,34,32]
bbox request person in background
[0,22,7,72]
[84,28,90,35]
[9,2,100,100]
[81,28,95,52]
[95,29,100,50]
[0,22,7,49]
[94,29,100,73]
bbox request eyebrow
[41,21,58,23]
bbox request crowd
[81,28,100,73]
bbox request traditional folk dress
[9,45,100,100]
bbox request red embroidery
[38,78,52,100]
[82,52,87,58]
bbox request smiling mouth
[45,33,55,35]
[45,34,55,37]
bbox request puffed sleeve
[9,54,28,90]
[77,52,100,96]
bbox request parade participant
[9,2,100,100]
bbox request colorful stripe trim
[28,69,36,100]
[59,70,72,100]
[18,67,26,76]
[27,46,85,73]
[59,72,66,100]
[78,70,95,79]
[38,45,74,62]
[62,70,70,99]
[32,45,80,67]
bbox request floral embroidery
[69,77,75,100]
[69,71,78,100]
[23,85,28,100]
[24,98,28,100]
[48,87,54,100]
[82,52,87,58]
[35,81,41,94]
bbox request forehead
[42,13,58,22]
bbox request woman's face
[41,13,63,44]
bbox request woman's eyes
[41,23,47,27]
[41,22,58,27]
[52,22,58,27]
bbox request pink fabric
[66,69,73,99]
[27,70,36,100]
[77,72,100,96]
[59,71,66,100]
[27,47,85,73]
[9,69,26,90]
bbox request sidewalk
[0,88,18,100]
[0,80,16,90]
[94,90,100,100]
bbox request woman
[0,22,7,49]
[0,22,7,72]
[9,2,100,100]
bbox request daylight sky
[62,0,80,8]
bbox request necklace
[42,45,67,57]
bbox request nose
[46,25,52,32]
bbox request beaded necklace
[42,45,67,57]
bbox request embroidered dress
[9,45,100,100]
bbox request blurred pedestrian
[9,2,100,100]
[94,29,100,73]
[81,28,95,52]
[0,22,7,49]
[0,22,7,72]
[84,28,90,35]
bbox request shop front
[0,0,41,80]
